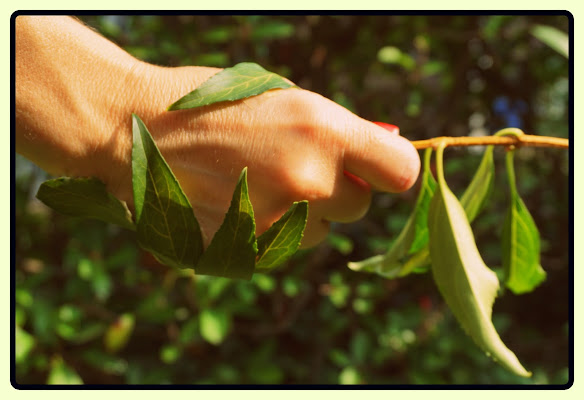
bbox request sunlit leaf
[104,313,135,353]
[531,24,569,58]
[339,366,362,384]
[15,325,35,364]
[132,114,203,269]
[256,201,308,270]
[502,150,546,294]
[199,309,231,345]
[36,177,135,231]
[46,357,83,384]
[428,143,531,377]
[167,62,295,111]
[195,168,257,280]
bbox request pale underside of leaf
[168,62,296,110]
[256,201,308,270]
[358,145,496,278]
[194,168,257,280]
[36,177,135,231]
[429,174,530,377]
[132,114,203,270]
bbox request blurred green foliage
[14,14,570,385]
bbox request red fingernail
[343,170,371,190]
[374,121,399,135]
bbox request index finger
[343,120,420,193]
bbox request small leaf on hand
[429,143,531,377]
[256,201,308,270]
[132,114,203,269]
[168,62,295,111]
[195,168,257,280]
[36,177,135,231]
[502,150,546,294]
[348,148,436,278]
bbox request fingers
[343,120,420,193]
[310,171,372,223]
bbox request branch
[411,134,569,150]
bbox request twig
[411,134,569,150]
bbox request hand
[15,16,420,248]
[114,64,420,247]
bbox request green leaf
[531,24,569,58]
[104,313,135,354]
[15,325,35,364]
[195,168,257,280]
[428,143,531,377]
[339,366,362,384]
[348,148,436,277]
[131,114,203,269]
[255,201,308,270]
[368,144,495,277]
[167,62,295,111]
[36,177,135,231]
[199,309,231,345]
[502,150,546,294]
[46,357,83,384]
[460,145,495,222]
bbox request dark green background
[14,14,570,385]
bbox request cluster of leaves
[351,130,546,376]
[37,63,307,281]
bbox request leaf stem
[411,134,568,150]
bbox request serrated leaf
[428,144,530,377]
[348,148,436,277]
[168,62,295,110]
[531,24,569,58]
[502,150,546,294]
[194,168,257,280]
[255,201,308,270]
[36,177,135,231]
[131,114,203,269]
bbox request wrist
[92,62,222,205]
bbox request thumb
[343,120,420,193]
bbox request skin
[15,16,420,248]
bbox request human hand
[15,16,419,249]
[103,64,421,248]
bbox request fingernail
[374,121,400,135]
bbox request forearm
[15,16,138,176]
[15,16,219,202]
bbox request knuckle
[278,164,333,202]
